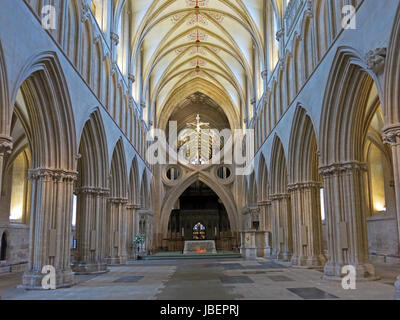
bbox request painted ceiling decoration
[123,0,271,131]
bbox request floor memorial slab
[220,276,254,284]
[287,287,339,300]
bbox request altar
[183,240,217,254]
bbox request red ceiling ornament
[187,29,208,42]
[186,0,209,8]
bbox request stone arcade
[0,0,400,300]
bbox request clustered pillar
[126,204,140,258]
[319,162,376,280]
[270,193,292,261]
[289,182,325,268]
[22,168,77,289]
[106,197,128,265]
[72,187,109,274]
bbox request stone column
[289,182,325,268]
[126,204,138,259]
[320,162,376,280]
[257,201,273,257]
[0,136,12,196]
[106,197,128,265]
[240,231,257,259]
[395,276,400,300]
[270,193,292,261]
[21,168,77,289]
[383,126,400,251]
[137,209,154,255]
[72,187,109,274]
[145,210,154,254]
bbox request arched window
[9,149,30,223]
[116,6,129,75]
[0,233,7,261]
[91,0,106,32]
[268,6,280,72]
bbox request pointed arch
[0,41,9,136]
[270,135,288,194]
[11,52,77,170]
[128,156,140,205]
[109,138,127,198]
[247,171,257,205]
[77,109,108,188]
[160,173,238,237]
[257,153,269,201]
[288,105,320,184]
[319,47,383,165]
[65,0,80,65]
[384,3,400,124]
[140,170,149,209]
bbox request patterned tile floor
[0,258,398,300]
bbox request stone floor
[0,258,398,300]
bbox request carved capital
[257,200,271,207]
[276,28,285,41]
[128,74,135,83]
[383,125,400,146]
[108,197,128,205]
[28,168,78,182]
[75,187,110,196]
[110,32,120,46]
[270,193,290,201]
[261,70,268,79]
[365,48,387,74]
[0,135,13,155]
[288,181,322,191]
[319,161,368,176]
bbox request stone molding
[28,168,78,182]
[319,161,368,176]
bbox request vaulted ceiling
[127,0,271,130]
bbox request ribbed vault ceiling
[128,0,268,129]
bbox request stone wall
[0,223,29,273]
